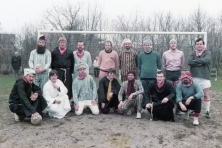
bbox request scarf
[196,48,206,58]
[157,81,164,89]
[127,79,135,96]
[59,47,66,56]
[76,50,85,59]
[78,72,87,80]
[106,78,113,101]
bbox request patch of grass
[211,77,222,92]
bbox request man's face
[108,72,115,79]
[170,42,177,50]
[124,42,131,50]
[14,52,18,56]
[38,41,46,47]
[195,41,205,51]
[143,43,152,52]
[156,73,165,83]
[59,40,67,48]
[105,42,111,51]
[182,77,190,84]
[50,74,58,83]
[77,42,84,51]
[26,74,35,84]
[78,68,86,75]
[127,73,135,81]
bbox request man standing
[98,68,120,114]
[138,39,162,108]
[73,41,92,79]
[162,39,184,88]
[119,39,138,82]
[188,38,212,118]
[11,52,21,79]
[72,64,99,116]
[118,71,143,119]
[29,35,51,91]
[176,71,203,126]
[93,56,99,78]
[51,36,74,100]
[43,70,71,119]
[145,70,176,121]
[98,41,119,80]
[9,69,47,125]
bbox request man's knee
[75,110,83,116]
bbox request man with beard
[73,41,92,79]
[72,64,99,116]
[98,68,120,114]
[176,71,203,126]
[51,36,74,100]
[138,39,162,108]
[9,69,47,125]
[145,70,176,121]
[188,38,212,118]
[11,52,21,79]
[119,38,138,82]
[98,41,119,80]
[118,71,143,119]
[29,35,51,91]
[162,39,184,88]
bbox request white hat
[24,69,36,76]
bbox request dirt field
[0,90,222,148]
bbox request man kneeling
[72,64,99,115]
[118,71,144,118]
[145,70,176,121]
[176,71,203,126]
[9,69,47,125]
[43,70,71,118]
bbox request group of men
[9,36,211,126]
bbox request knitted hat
[179,71,193,81]
[58,36,67,42]
[169,39,177,44]
[25,69,36,76]
[77,63,86,70]
[143,39,152,45]
[121,38,132,48]
[31,114,42,125]
[107,68,116,74]
[38,35,46,42]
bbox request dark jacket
[9,77,42,114]
[98,77,120,103]
[11,55,21,70]
[145,80,176,105]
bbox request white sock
[205,101,210,112]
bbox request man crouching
[9,69,47,125]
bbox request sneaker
[136,112,141,119]
[193,117,199,126]
[206,111,211,118]
[14,113,21,121]
[126,109,132,115]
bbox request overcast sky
[1,0,222,33]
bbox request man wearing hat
[98,40,119,80]
[51,36,74,100]
[28,35,51,91]
[176,71,203,126]
[72,63,99,116]
[118,71,144,118]
[9,69,47,125]
[138,39,162,108]
[145,70,176,122]
[119,38,138,82]
[98,68,121,114]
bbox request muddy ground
[0,90,222,148]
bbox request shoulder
[152,51,160,56]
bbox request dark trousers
[100,94,119,114]
[94,67,99,77]
[177,99,202,113]
[9,96,47,120]
[147,101,174,121]
[140,78,155,108]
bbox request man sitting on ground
[145,70,176,121]
[9,69,47,125]
[98,68,120,114]
[176,71,203,126]
[118,71,144,119]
